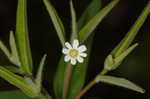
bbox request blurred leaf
[53,0,101,98]
[0,66,38,97]
[53,56,67,99]
[111,1,150,57]
[79,0,119,43]
[0,90,32,99]
[3,66,20,73]
[43,0,66,47]
[70,0,78,41]
[35,54,47,90]
[9,31,21,66]
[16,0,33,75]
[95,75,145,93]
[104,43,138,71]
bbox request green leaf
[9,31,21,66]
[104,43,138,71]
[16,0,33,75]
[53,0,101,98]
[0,66,38,97]
[53,56,67,99]
[95,75,145,93]
[70,0,78,41]
[0,90,33,99]
[67,39,93,99]
[0,39,11,59]
[35,54,47,90]
[3,66,20,73]
[79,0,119,43]
[77,0,101,30]
[43,0,66,47]
[111,1,150,57]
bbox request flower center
[69,49,78,57]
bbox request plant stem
[75,80,96,99]
[63,63,73,98]
[75,69,108,99]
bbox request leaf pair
[0,54,47,98]
[0,31,20,66]
[0,31,21,73]
[104,1,150,72]
[104,43,138,71]
[0,66,38,98]
[96,1,150,94]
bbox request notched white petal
[77,56,84,63]
[78,45,87,52]
[64,55,70,62]
[80,53,87,57]
[73,40,79,49]
[71,58,76,65]
[65,42,72,49]
[62,48,69,54]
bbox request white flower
[62,40,87,65]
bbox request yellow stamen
[69,49,78,57]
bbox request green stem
[63,63,73,99]
[75,69,108,99]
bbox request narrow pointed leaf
[43,0,66,47]
[16,0,33,74]
[35,54,47,90]
[111,2,150,57]
[104,43,138,71]
[114,43,138,64]
[9,31,21,66]
[53,0,101,98]
[70,0,78,41]
[0,66,38,97]
[95,75,145,93]
[79,0,119,43]
[0,40,11,58]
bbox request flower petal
[77,56,84,63]
[64,55,71,62]
[79,53,87,57]
[73,40,79,49]
[62,48,69,54]
[65,42,72,49]
[78,45,87,52]
[71,58,76,65]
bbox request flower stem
[63,63,73,98]
[75,69,108,99]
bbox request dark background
[0,0,150,99]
